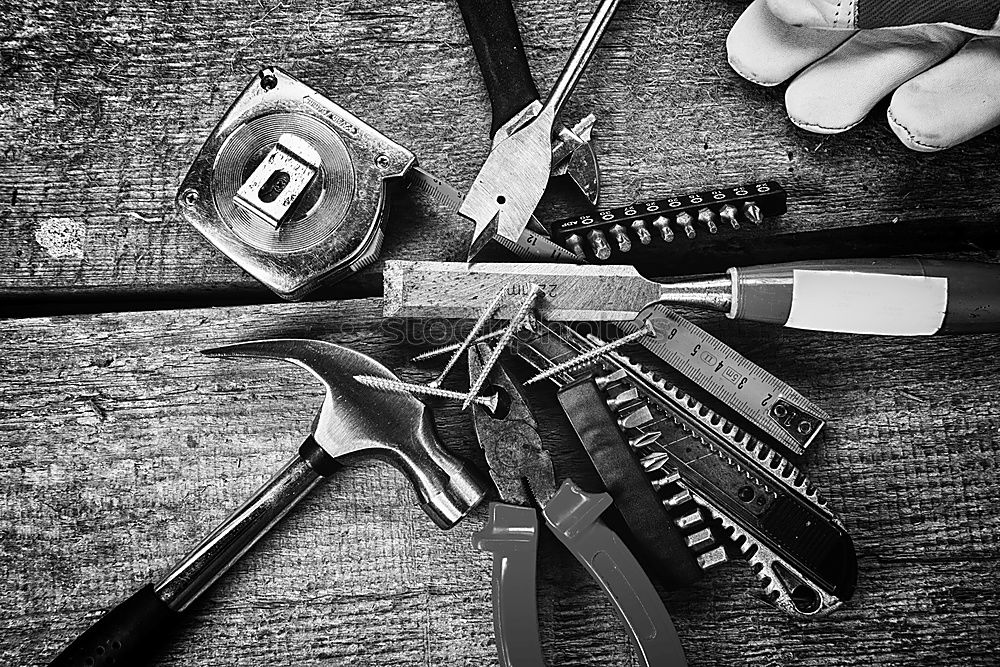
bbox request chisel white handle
[728,259,1000,335]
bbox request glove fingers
[888,36,1000,151]
[785,25,968,134]
[765,0,1000,34]
[728,0,853,86]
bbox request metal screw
[525,321,654,385]
[412,330,506,362]
[463,284,542,410]
[181,189,199,207]
[429,289,506,388]
[259,72,278,91]
[354,375,499,412]
[375,154,391,170]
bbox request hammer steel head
[202,338,486,528]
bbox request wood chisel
[383,258,1000,335]
[461,0,622,261]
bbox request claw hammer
[49,338,487,667]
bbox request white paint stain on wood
[34,217,85,259]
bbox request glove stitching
[886,107,952,150]
[834,0,842,27]
[788,113,863,132]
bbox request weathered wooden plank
[2,0,998,304]
[1,299,998,665]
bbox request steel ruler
[621,303,828,455]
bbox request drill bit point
[631,219,653,245]
[697,207,719,234]
[639,450,671,471]
[652,215,674,242]
[587,229,612,260]
[609,224,632,252]
[720,204,740,230]
[676,211,696,239]
[467,212,500,263]
[565,233,587,261]
[628,430,661,450]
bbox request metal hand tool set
[50,0,1000,665]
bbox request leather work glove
[726,0,1000,151]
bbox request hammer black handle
[457,0,540,137]
[48,585,179,667]
[48,438,339,667]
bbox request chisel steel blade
[383,260,659,321]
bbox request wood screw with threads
[354,375,499,412]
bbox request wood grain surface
[3,0,1000,665]
[2,299,998,665]
[2,0,998,310]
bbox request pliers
[467,343,688,667]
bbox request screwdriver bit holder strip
[553,181,787,263]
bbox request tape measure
[176,67,415,299]
[623,304,828,455]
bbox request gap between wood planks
[0,273,384,319]
[3,219,998,320]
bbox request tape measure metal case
[177,67,415,299]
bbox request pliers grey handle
[474,483,687,667]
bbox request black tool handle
[457,0,540,137]
[49,438,339,666]
[48,584,179,667]
[556,378,703,588]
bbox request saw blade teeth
[597,330,839,519]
